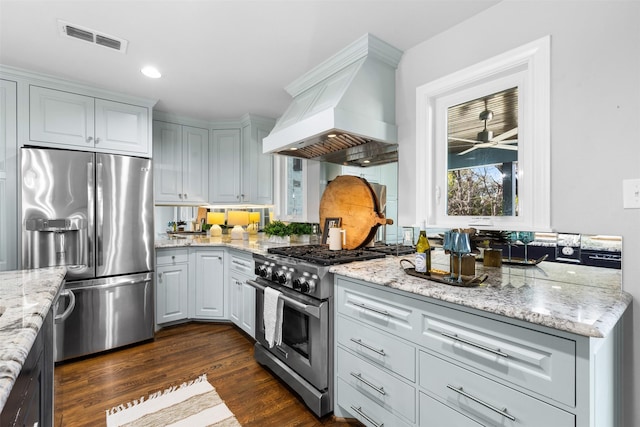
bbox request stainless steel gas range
[248,245,386,417]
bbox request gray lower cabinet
[156,248,189,324]
[334,276,622,426]
[419,392,481,427]
[1,309,53,427]
[155,247,226,326]
[228,250,256,338]
[191,249,225,319]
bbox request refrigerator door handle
[96,160,103,268]
[87,159,95,270]
[54,289,76,324]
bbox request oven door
[249,277,330,391]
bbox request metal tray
[498,254,548,266]
[400,259,488,287]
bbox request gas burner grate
[268,244,386,266]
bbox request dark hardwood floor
[54,322,361,427]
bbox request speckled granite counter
[155,233,305,254]
[0,267,66,412]
[329,251,630,338]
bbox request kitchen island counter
[0,266,66,412]
[330,251,630,338]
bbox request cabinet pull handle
[349,406,384,427]
[440,331,509,358]
[446,385,516,421]
[352,301,390,317]
[350,372,386,396]
[184,193,188,199]
[95,137,100,144]
[86,136,93,143]
[350,338,386,356]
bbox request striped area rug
[105,374,241,427]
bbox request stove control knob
[255,262,268,277]
[275,269,288,284]
[294,272,313,293]
[292,276,304,290]
[301,279,316,294]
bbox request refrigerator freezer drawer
[54,273,154,362]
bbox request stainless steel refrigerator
[21,147,154,362]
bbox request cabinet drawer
[336,378,412,427]
[419,392,482,427]
[230,252,254,275]
[336,278,417,342]
[418,302,576,406]
[337,347,415,422]
[337,314,415,381]
[156,248,189,265]
[419,351,575,426]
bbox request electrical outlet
[623,179,640,209]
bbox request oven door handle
[247,279,320,319]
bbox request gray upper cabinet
[29,85,150,156]
[0,79,17,271]
[209,116,275,204]
[209,128,242,203]
[154,120,209,204]
[242,115,276,205]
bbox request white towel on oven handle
[263,286,284,348]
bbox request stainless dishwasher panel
[55,272,154,362]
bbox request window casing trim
[416,36,551,231]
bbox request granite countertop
[0,266,66,412]
[161,235,632,338]
[329,251,631,338]
[155,233,306,255]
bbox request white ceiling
[0,0,499,123]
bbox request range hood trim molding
[285,33,403,98]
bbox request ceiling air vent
[58,20,128,53]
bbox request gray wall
[396,1,640,425]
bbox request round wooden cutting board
[319,175,393,249]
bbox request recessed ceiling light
[141,66,161,79]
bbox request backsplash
[423,229,622,270]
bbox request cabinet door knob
[86,136,93,143]
[95,137,100,144]
[184,193,188,199]
[171,255,175,260]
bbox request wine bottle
[415,220,431,273]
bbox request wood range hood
[263,33,403,167]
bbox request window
[416,36,550,231]
[445,85,520,217]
